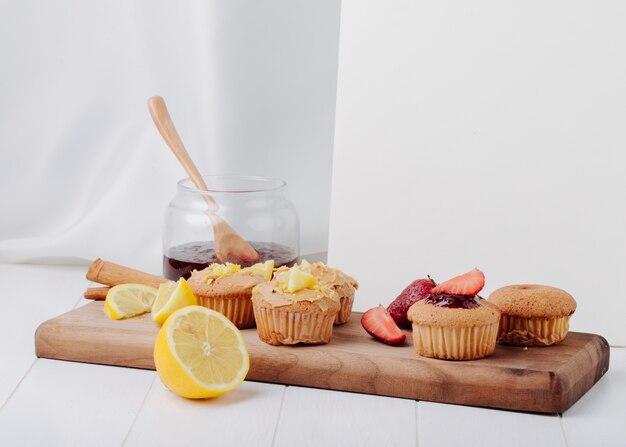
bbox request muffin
[408,296,501,360]
[187,261,273,329]
[488,284,576,346]
[407,268,500,360]
[298,260,358,324]
[251,267,341,345]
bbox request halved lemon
[152,278,197,325]
[104,284,158,320]
[153,305,250,398]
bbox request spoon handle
[148,96,217,210]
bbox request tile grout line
[121,373,157,447]
[558,413,571,447]
[270,385,289,447]
[0,358,38,415]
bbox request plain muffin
[488,284,576,346]
[408,297,501,360]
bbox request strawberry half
[430,268,485,296]
[361,305,406,345]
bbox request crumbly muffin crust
[187,267,265,298]
[488,285,576,318]
[251,281,340,315]
[407,298,501,328]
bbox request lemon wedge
[246,259,275,281]
[152,278,197,325]
[154,305,250,398]
[104,284,158,320]
[286,267,317,293]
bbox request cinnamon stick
[86,258,167,288]
[84,287,110,300]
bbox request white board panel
[561,348,626,447]
[0,360,155,447]
[329,0,626,344]
[0,265,85,407]
[124,380,285,447]
[418,401,565,447]
[273,386,416,447]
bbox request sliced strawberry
[361,305,406,345]
[430,268,485,296]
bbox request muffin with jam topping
[407,269,500,360]
[296,260,358,324]
[251,266,341,345]
[488,284,576,346]
[187,260,274,329]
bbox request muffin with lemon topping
[252,266,341,345]
[296,260,358,325]
[187,260,273,329]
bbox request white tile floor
[0,264,623,446]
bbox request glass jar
[163,175,299,279]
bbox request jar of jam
[163,175,299,279]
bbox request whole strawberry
[387,278,435,328]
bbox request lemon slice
[246,259,275,281]
[104,284,158,320]
[286,266,317,293]
[152,278,197,325]
[154,305,250,398]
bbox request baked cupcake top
[252,266,340,312]
[187,261,271,296]
[297,260,358,296]
[407,298,501,328]
[488,284,576,318]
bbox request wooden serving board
[35,302,609,413]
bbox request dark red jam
[163,241,298,280]
[425,293,481,309]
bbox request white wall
[329,1,626,345]
[0,0,341,272]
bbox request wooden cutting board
[35,301,609,413]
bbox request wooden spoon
[148,95,259,264]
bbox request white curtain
[0,0,341,273]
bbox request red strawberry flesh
[430,268,485,296]
[387,278,435,328]
[361,305,406,345]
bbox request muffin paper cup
[334,291,355,325]
[411,322,499,360]
[498,315,570,346]
[199,293,255,329]
[253,305,336,345]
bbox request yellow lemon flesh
[246,259,275,281]
[104,284,158,320]
[299,259,312,269]
[154,305,250,399]
[152,278,197,325]
[286,267,317,293]
[208,262,241,277]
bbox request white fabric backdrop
[0,0,340,273]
